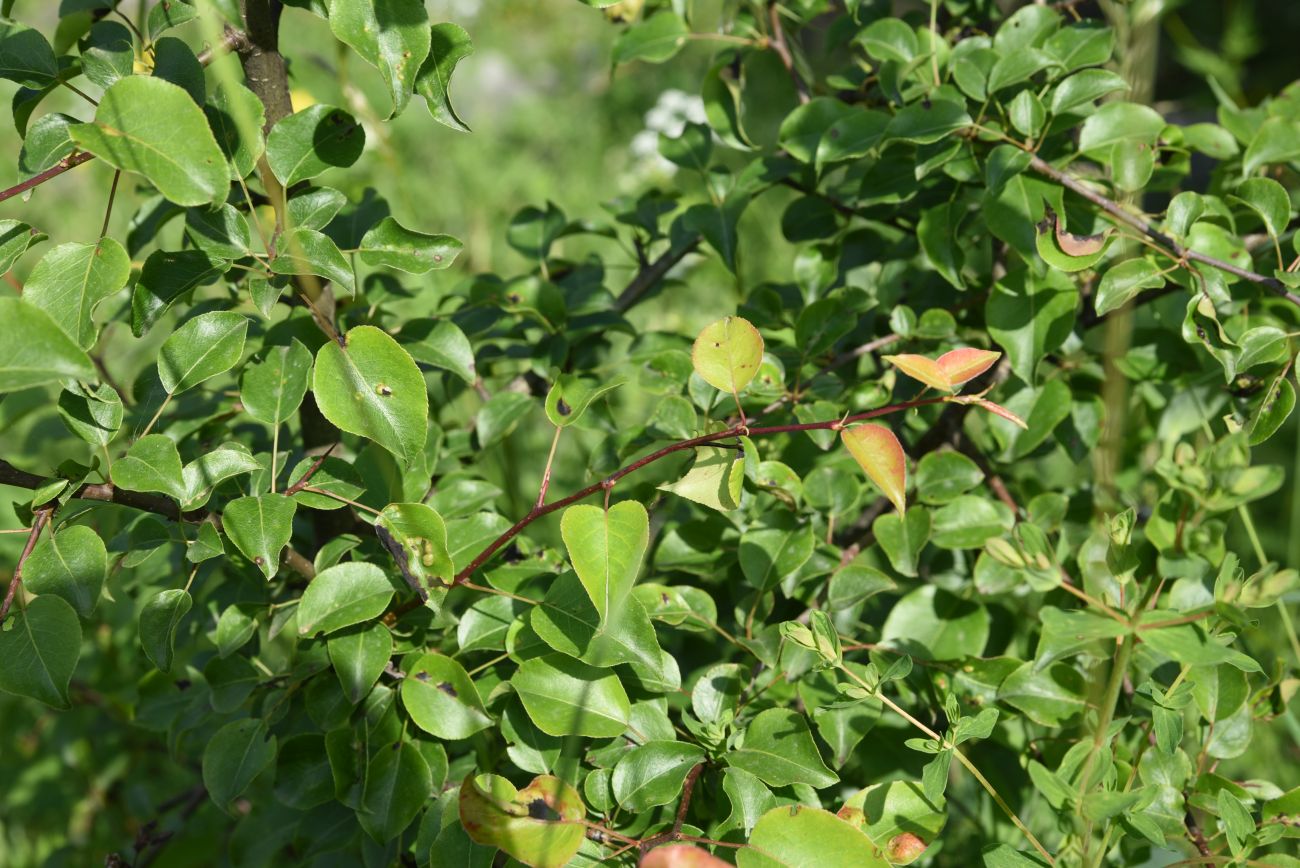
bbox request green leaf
[458,774,585,868]
[181,446,262,509]
[475,391,534,447]
[530,571,664,672]
[986,269,1078,385]
[857,18,917,62]
[80,20,133,91]
[612,741,704,810]
[132,249,227,337]
[1035,220,1112,272]
[266,105,366,186]
[0,18,58,87]
[1248,370,1295,446]
[1217,788,1255,857]
[139,588,191,673]
[560,501,648,628]
[158,312,248,395]
[739,523,815,591]
[400,652,493,739]
[1077,101,1164,153]
[0,219,40,272]
[328,0,430,117]
[1094,259,1166,316]
[916,451,983,504]
[1050,69,1129,115]
[840,780,946,862]
[727,708,837,788]
[1138,615,1261,672]
[358,217,463,274]
[223,494,297,579]
[24,525,107,619]
[658,445,745,512]
[201,719,276,811]
[0,298,96,393]
[511,653,631,738]
[147,0,197,39]
[931,494,1015,547]
[269,227,355,293]
[737,806,885,868]
[312,325,429,464]
[997,661,1087,726]
[881,586,990,660]
[545,373,627,428]
[297,562,395,636]
[240,340,313,426]
[70,76,228,207]
[110,434,186,502]
[872,508,931,577]
[692,316,765,395]
[1232,177,1291,241]
[1243,117,1300,178]
[205,81,266,180]
[359,741,433,842]
[57,382,122,447]
[0,595,81,709]
[613,11,688,65]
[416,22,474,131]
[395,318,476,384]
[185,205,252,259]
[886,100,972,145]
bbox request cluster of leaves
[2,0,1300,866]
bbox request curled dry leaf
[935,348,1000,387]
[641,844,733,868]
[882,353,953,392]
[1052,211,1109,256]
[841,423,908,514]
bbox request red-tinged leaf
[641,844,732,868]
[975,398,1028,429]
[841,424,908,514]
[936,348,1000,387]
[883,354,953,392]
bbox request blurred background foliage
[3,0,1300,863]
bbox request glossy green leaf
[560,501,648,628]
[396,318,477,384]
[0,595,81,709]
[612,741,704,810]
[139,588,191,673]
[400,652,493,739]
[358,217,462,274]
[131,249,227,337]
[297,562,394,636]
[416,22,474,131]
[110,435,186,502]
[266,105,366,186]
[202,719,276,810]
[24,525,107,619]
[613,11,688,64]
[726,708,837,788]
[511,653,630,737]
[70,77,228,206]
[328,0,430,116]
[269,227,355,293]
[737,806,885,868]
[359,740,433,842]
[658,445,745,512]
[158,312,248,395]
[1094,259,1166,316]
[223,494,297,580]
[881,586,989,660]
[313,325,429,464]
[0,298,96,393]
[0,18,57,87]
[240,340,313,425]
[57,382,122,447]
[181,446,262,508]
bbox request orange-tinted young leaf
[882,353,953,392]
[974,398,1028,429]
[936,348,1000,387]
[841,424,908,514]
[641,844,732,868]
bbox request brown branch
[283,442,337,496]
[1026,154,1300,307]
[614,236,701,312]
[390,396,950,619]
[1,508,50,620]
[640,762,705,853]
[766,2,809,104]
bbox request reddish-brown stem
[446,397,945,589]
[0,152,96,205]
[639,762,705,852]
[284,443,337,496]
[1,509,51,620]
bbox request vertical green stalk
[1080,634,1135,867]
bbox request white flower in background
[427,0,483,21]
[624,88,707,188]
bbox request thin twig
[1026,154,1300,307]
[1,509,51,620]
[614,237,701,312]
[283,443,337,496]
[766,3,809,104]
